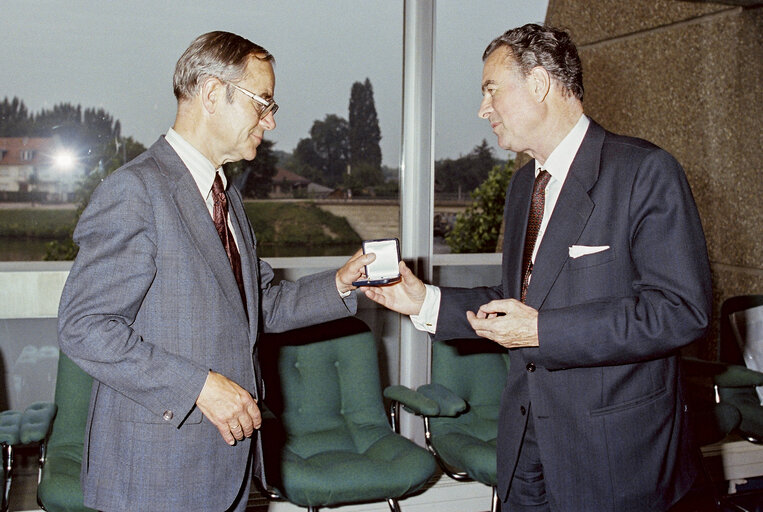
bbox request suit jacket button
[526,362,536,372]
[162,410,174,421]
[520,406,526,416]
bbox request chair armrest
[417,383,467,417]
[683,357,763,388]
[19,402,57,445]
[715,366,763,388]
[0,410,22,446]
[384,385,440,416]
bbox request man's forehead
[481,48,519,88]
[242,57,275,94]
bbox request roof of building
[0,137,56,166]
[273,167,311,185]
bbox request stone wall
[545,0,762,358]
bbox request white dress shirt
[411,115,591,333]
[165,127,239,247]
[164,128,353,299]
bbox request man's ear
[530,66,551,103]
[200,77,223,114]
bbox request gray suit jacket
[435,121,712,511]
[58,137,357,511]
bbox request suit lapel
[525,122,605,308]
[502,162,535,300]
[151,138,248,324]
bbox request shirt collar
[165,127,227,197]
[535,114,590,182]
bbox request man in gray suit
[58,31,373,512]
[364,24,711,511]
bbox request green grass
[0,202,361,260]
[0,209,77,238]
[244,201,361,246]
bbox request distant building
[270,167,333,198]
[0,137,84,202]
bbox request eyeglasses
[226,81,279,118]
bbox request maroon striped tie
[212,173,246,308]
[520,170,551,302]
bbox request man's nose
[259,111,276,130]
[478,96,492,119]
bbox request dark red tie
[212,173,246,308]
[520,170,551,302]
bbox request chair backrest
[432,338,509,406]
[729,303,763,405]
[47,351,93,454]
[259,317,390,458]
[430,338,509,439]
[720,295,763,364]
[37,351,95,512]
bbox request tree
[435,139,502,195]
[348,78,382,170]
[291,114,349,188]
[342,161,384,196]
[0,97,32,136]
[445,159,514,253]
[224,139,278,198]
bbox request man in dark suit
[58,31,373,512]
[363,24,712,511]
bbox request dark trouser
[504,408,551,512]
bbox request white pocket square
[569,245,610,258]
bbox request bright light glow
[53,150,76,171]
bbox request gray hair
[173,31,274,102]
[483,23,584,101]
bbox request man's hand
[196,371,261,446]
[335,249,376,294]
[362,261,427,316]
[466,298,539,349]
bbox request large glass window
[433,1,548,254]
[0,1,403,260]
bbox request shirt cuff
[410,284,440,334]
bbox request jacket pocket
[565,247,615,270]
[589,385,667,417]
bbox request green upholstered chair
[1,402,56,512]
[20,401,57,483]
[37,351,96,512]
[1,410,22,512]
[681,295,763,509]
[682,295,763,447]
[386,337,509,512]
[259,317,436,512]
[718,295,763,443]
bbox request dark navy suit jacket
[435,120,712,511]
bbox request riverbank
[0,200,463,260]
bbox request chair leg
[387,498,401,512]
[307,507,318,512]
[2,444,13,512]
[491,485,500,512]
[37,441,47,484]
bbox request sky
[1,0,548,167]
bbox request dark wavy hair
[173,31,274,102]
[483,23,584,101]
